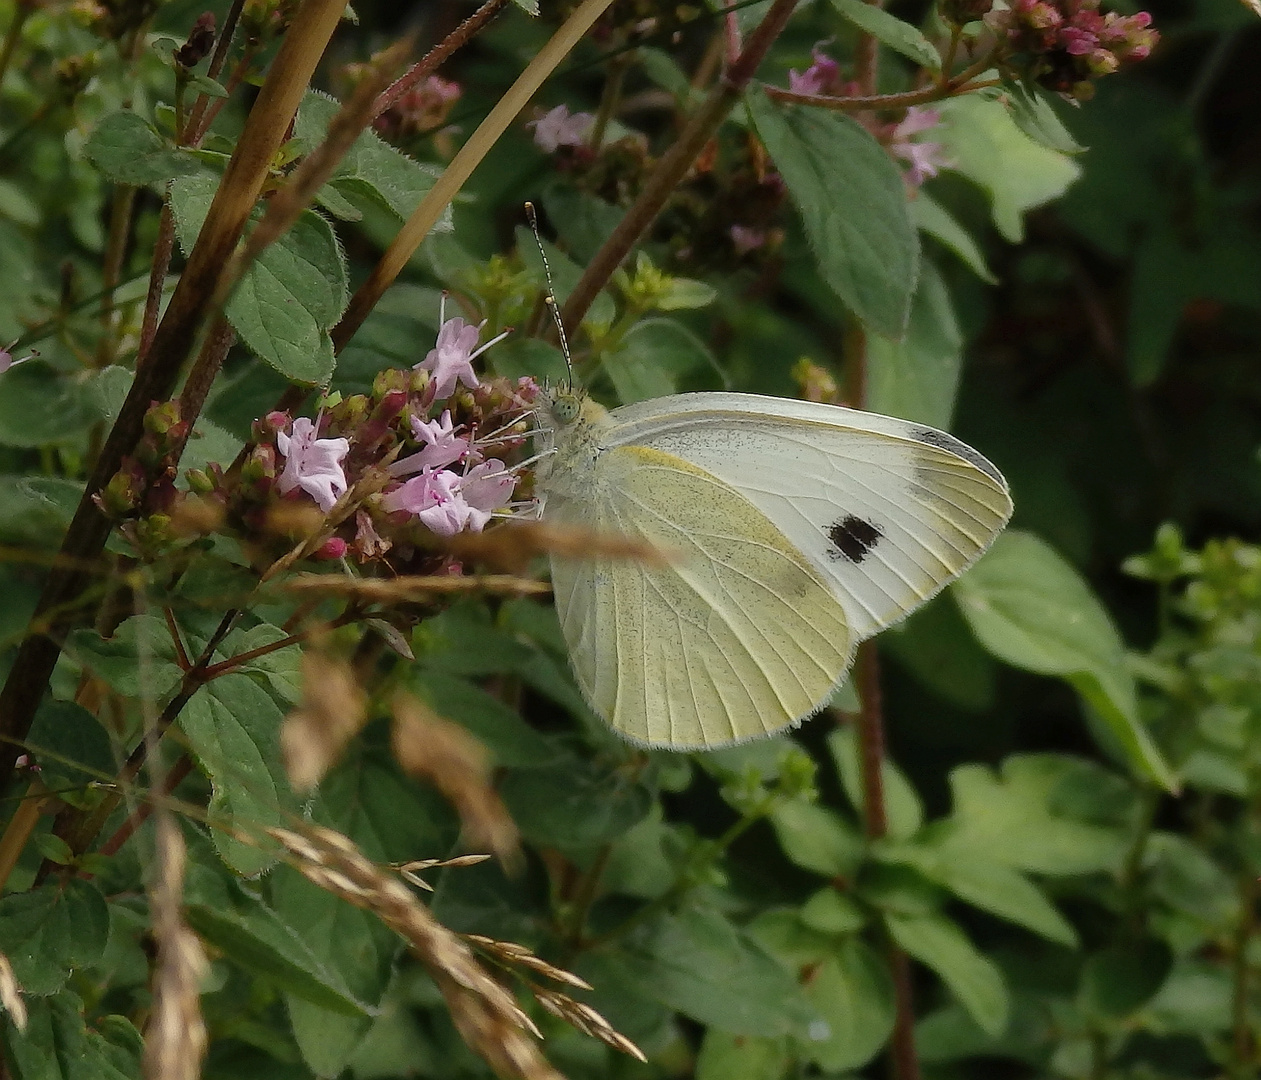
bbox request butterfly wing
[548,444,853,748]
[600,393,1013,641]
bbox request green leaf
[696,1031,790,1080]
[488,336,569,385]
[882,593,997,711]
[769,800,864,877]
[26,699,115,793]
[412,669,558,767]
[215,622,303,704]
[616,906,816,1036]
[828,727,924,842]
[801,938,896,1071]
[1144,832,1237,928]
[273,863,396,1076]
[296,91,441,222]
[0,365,92,448]
[748,88,918,337]
[935,95,1081,242]
[4,992,139,1080]
[65,615,182,699]
[0,476,81,548]
[499,755,652,851]
[885,911,1008,1036]
[1004,82,1085,155]
[606,317,718,403]
[541,184,627,264]
[181,674,291,876]
[515,226,616,329]
[830,0,941,70]
[185,874,372,1017]
[933,755,1130,875]
[867,259,963,426]
[878,842,1077,945]
[1079,938,1172,1019]
[82,112,202,186]
[170,174,347,384]
[954,531,1176,789]
[657,277,718,310]
[912,191,996,283]
[799,888,867,935]
[0,881,110,996]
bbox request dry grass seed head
[143,816,209,1080]
[448,520,674,575]
[281,650,369,790]
[391,692,519,864]
[0,952,26,1032]
[267,825,565,1080]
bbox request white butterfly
[534,388,1012,750]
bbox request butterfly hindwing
[600,393,1013,642]
[548,444,853,748]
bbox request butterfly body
[536,389,1012,749]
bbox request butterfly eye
[552,395,581,424]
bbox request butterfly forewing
[600,394,1013,642]
[548,444,853,748]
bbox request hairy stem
[372,0,510,119]
[557,0,800,337]
[0,0,348,793]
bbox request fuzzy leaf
[83,112,202,186]
[748,88,918,337]
[954,530,1176,789]
[830,0,941,70]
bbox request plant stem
[0,0,348,793]
[95,185,138,367]
[95,755,195,859]
[0,780,49,892]
[0,1,31,90]
[1232,870,1257,1073]
[332,0,620,352]
[137,204,176,364]
[372,0,511,119]
[855,643,887,839]
[762,71,1000,113]
[557,0,799,338]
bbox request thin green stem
[0,1,31,90]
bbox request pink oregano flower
[889,107,949,188]
[528,104,594,152]
[382,459,516,537]
[0,340,37,373]
[788,43,841,96]
[276,416,350,512]
[417,295,511,400]
[390,410,473,478]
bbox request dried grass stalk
[280,572,551,601]
[0,951,26,1032]
[448,521,674,575]
[281,651,369,790]
[143,815,208,1080]
[391,693,519,865]
[268,824,564,1080]
[533,988,648,1063]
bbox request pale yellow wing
[548,445,853,749]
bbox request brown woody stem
[557,0,800,337]
[0,0,348,793]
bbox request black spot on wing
[911,427,1004,485]
[828,515,883,563]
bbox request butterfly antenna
[525,201,575,393]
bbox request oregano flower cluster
[101,309,535,570]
